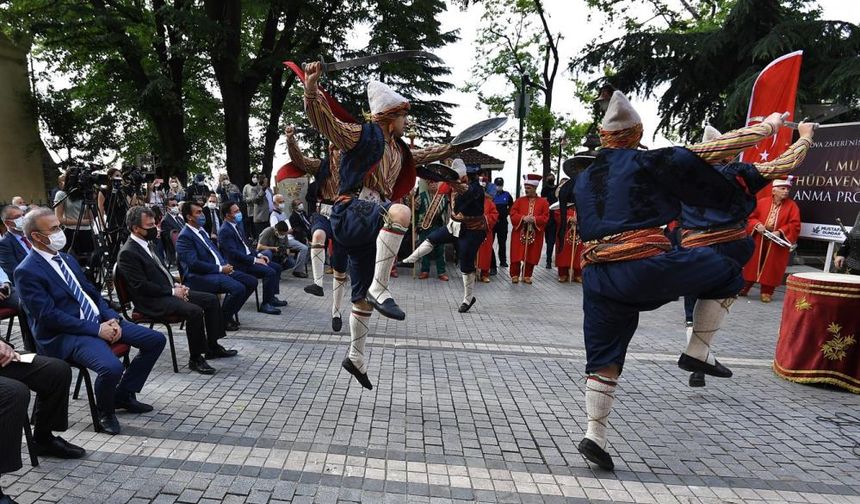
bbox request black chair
[113,265,180,373]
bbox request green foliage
[574,0,860,141]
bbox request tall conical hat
[451,158,467,178]
[702,124,722,142]
[600,91,642,132]
[367,80,409,116]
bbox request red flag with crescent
[739,51,803,197]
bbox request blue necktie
[200,230,226,264]
[52,256,99,323]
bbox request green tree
[464,0,587,180]
[574,0,860,140]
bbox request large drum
[774,272,860,393]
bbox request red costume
[477,194,500,281]
[553,207,583,282]
[742,196,801,298]
[509,189,550,282]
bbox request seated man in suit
[117,206,237,376]
[0,205,29,282]
[202,193,222,243]
[1,339,85,504]
[175,201,256,329]
[160,197,185,267]
[15,207,166,436]
[217,202,286,315]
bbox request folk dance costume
[554,178,583,283]
[477,189,500,282]
[740,179,802,302]
[679,126,812,387]
[509,175,550,284]
[299,62,468,390]
[403,160,487,313]
[415,179,450,280]
[285,129,350,332]
[573,91,813,471]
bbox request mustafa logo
[811,225,844,238]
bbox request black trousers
[136,291,225,357]
[0,356,71,473]
[492,220,509,267]
[544,218,557,264]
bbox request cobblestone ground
[3,256,860,503]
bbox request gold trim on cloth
[794,297,813,311]
[821,322,856,361]
[773,361,860,394]
[787,279,860,293]
[519,199,537,245]
[786,285,860,299]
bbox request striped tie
[52,256,99,323]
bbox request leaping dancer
[573,90,814,471]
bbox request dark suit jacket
[202,207,222,239]
[0,233,27,283]
[116,238,177,317]
[175,226,227,282]
[289,211,311,244]
[15,251,120,358]
[160,213,186,236]
[217,222,256,268]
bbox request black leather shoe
[342,357,373,390]
[98,413,121,435]
[332,315,342,332]
[489,268,497,276]
[304,284,324,297]
[258,303,282,315]
[224,320,240,332]
[677,353,733,378]
[206,344,238,359]
[458,296,477,313]
[689,372,706,387]
[367,295,405,320]
[270,297,288,307]
[0,494,20,504]
[32,435,86,459]
[293,271,308,278]
[500,261,508,267]
[578,438,614,471]
[189,356,216,375]
[115,393,154,413]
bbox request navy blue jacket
[454,179,485,218]
[679,162,768,230]
[175,226,227,280]
[0,232,27,283]
[217,221,257,268]
[573,147,749,241]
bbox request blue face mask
[196,215,206,227]
[234,212,243,223]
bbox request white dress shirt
[33,247,100,319]
[190,226,223,267]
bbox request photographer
[256,221,297,271]
[146,178,168,209]
[53,172,95,260]
[167,176,186,201]
[185,174,211,204]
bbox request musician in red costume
[553,202,582,283]
[477,181,499,283]
[509,174,550,284]
[740,178,801,302]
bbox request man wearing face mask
[217,202,286,315]
[160,197,185,267]
[15,207,166,435]
[269,194,289,228]
[202,194,222,242]
[288,199,311,244]
[243,172,263,240]
[117,206,236,375]
[0,205,30,282]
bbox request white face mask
[10,217,24,231]
[170,182,179,188]
[17,205,28,212]
[40,230,66,252]
[207,202,217,209]
[297,204,304,212]
[169,206,179,215]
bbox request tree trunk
[221,86,252,186]
[151,108,187,180]
[262,69,292,178]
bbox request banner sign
[792,122,860,241]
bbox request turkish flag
[739,51,803,196]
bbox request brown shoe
[480,275,490,283]
[558,276,569,283]
[418,272,429,280]
[523,277,533,284]
[511,277,520,284]
[760,294,772,303]
[324,266,334,274]
[573,275,583,283]
[438,274,449,281]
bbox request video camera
[120,164,156,197]
[63,163,109,200]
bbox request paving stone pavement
[3,258,860,503]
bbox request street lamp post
[514,73,530,199]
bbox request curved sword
[319,51,444,74]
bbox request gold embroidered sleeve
[303,91,361,152]
[411,143,457,165]
[286,135,322,175]
[754,137,812,179]
[687,123,776,164]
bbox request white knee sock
[367,224,407,303]
[332,274,348,318]
[462,271,475,305]
[685,297,735,364]
[348,306,372,373]
[404,240,434,264]
[584,374,617,449]
[310,244,325,288]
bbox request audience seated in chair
[14,207,166,436]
